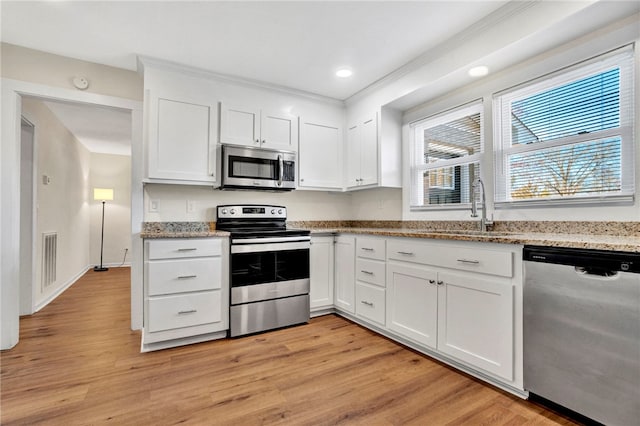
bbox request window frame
[493,46,635,207]
[409,100,484,211]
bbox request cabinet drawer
[355,282,385,326]
[387,240,513,278]
[356,258,385,287]
[147,291,221,333]
[147,258,221,296]
[356,237,386,260]
[147,238,222,260]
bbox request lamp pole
[94,200,108,272]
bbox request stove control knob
[278,209,283,215]
[230,208,236,215]
[221,208,227,215]
[271,209,276,214]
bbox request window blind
[494,46,634,204]
[410,101,483,209]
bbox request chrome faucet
[471,177,493,232]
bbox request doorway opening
[19,95,133,315]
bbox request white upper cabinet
[298,118,342,190]
[219,103,260,146]
[346,113,378,189]
[147,93,218,184]
[220,103,298,151]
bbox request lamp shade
[93,188,114,201]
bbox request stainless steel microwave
[221,145,296,191]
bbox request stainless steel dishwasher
[523,246,640,426]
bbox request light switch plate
[149,199,159,213]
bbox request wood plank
[1,267,578,425]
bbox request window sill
[495,194,634,209]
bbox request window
[410,101,483,209]
[494,47,634,205]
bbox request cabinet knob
[262,139,266,144]
[437,280,444,286]
[255,139,260,143]
[429,279,435,284]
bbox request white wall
[144,184,353,222]
[21,97,92,309]
[1,43,142,101]
[90,153,131,267]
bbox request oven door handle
[231,241,311,254]
[232,236,311,244]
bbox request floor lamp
[93,188,114,272]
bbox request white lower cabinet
[355,282,385,325]
[385,237,521,389]
[310,236,335,313]
[142,238,229,351]
[386,263,438,348]
[334,235,356,313]
[436,271,513,380]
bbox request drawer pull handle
[178,309,197,315]
[361,247,374,251]
[361,270,374,275]
[429,279,436,284]
[397,251,414,256]
[360,300,374,307]
[457,259,480,264]
[177,248,197,252]
[177,275,197,279]
[437,280,444,286]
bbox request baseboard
[35,264,91,312]
[93,262,131,268]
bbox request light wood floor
[1,268,578,425]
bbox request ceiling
[1,0,509,101]
[42,100,132,157]
[3,1,635,156]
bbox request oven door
[230,240,310,304]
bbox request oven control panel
[217,205,286,219]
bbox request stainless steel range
[216,205,310,337]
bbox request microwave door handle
[278,154,284,186]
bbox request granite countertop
[305,227,640,253]
[141,222,229,239]
[141,221,640,252]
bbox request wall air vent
[42,232,57,289]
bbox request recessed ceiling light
[336,68,353,78]
[468,66,489,77]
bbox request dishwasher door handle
[575,266,620,279]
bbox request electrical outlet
[149,199,159,213]
[187,200,195,213]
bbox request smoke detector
[72,76,89,90]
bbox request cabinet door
[149,97,217,182]
[334,235,355,313]
[359,115,378,186]
[299,119,342,189]
[437,271,514,380]
[261,110,298,151]
[220,103,260,147]
[386,263,438,348]
[346,124,361,188]
[310,236,335,310]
